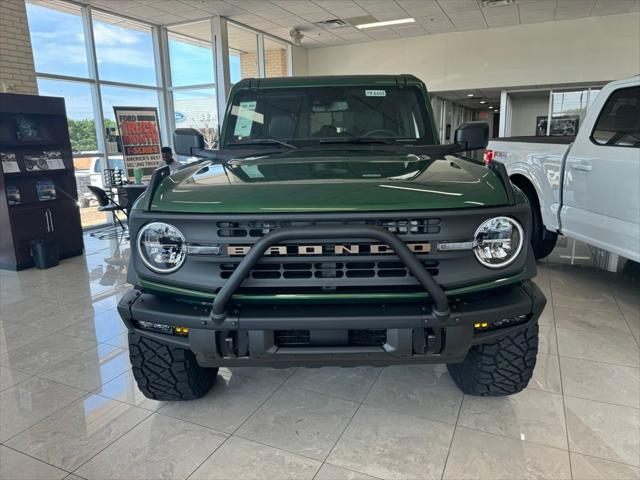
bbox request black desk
[116,184,147,214]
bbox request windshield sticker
[233,101,261,137]
[365,90,386,97]
[241,164,264,178]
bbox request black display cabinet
[0,93,84,270]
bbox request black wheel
[448,320,539,396]
[516,181,557,259]
[128,332,217,401]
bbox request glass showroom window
[228,23,258,84]
[167,21,218,151]
[550,89,590,136]
[264,36,289,78]
[37,78,108,227]
[26,0,89,78]
[168,24,214,87]
[92,11,157,86]
[173,89,218,148]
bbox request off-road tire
[129,332,217,400]
[518,182,557,259]
[448,321,539,396]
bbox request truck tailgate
[487,138,571,232]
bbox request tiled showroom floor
[0,233,638,480]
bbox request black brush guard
[119,224,546,367]
[209,225,451,323]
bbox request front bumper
[117,280,546,368]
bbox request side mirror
[454,122,489,150]
[173,128,204,156]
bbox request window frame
[589,85,640,149]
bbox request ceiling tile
[396,0,442,15]
[230,12,271,24]
[423,19,456,33]
[485,15,518,26]
[202,2,246,15]
[121,4,163,16]
[176,8,210,20]
[518,0,556,12]
[93,0,139,10]
[557,0,592,7]
[254,7,292,18]
[448,10,485,22]
[298,11,335,22]
[357,0,405,14]
[312,0,354,11]
[392,24,427,36]
[481,4,518,17]
[366,28,400,39]
[332,7,371,18]
[372,11,413,20]
[414,13,451,24]
[436,0,480,14]
[149,13,188,24]
[151,0,194,13]
[271,0,325,14]
[224,0,280,11]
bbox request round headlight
[473,216,524,268]
[137,222,186,273]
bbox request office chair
[87,185,128,231]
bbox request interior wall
[510,94,549,137]
[305,13,640,91]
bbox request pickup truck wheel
[447,320,538,396]
[128,332,217,401]
[517,182,557,259]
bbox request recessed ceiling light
[356,18,415,29]
[467,94,474,97]
[494,110,499,113]
[479,101,486,104]
[488,106,493,109]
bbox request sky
[27,2,240,122]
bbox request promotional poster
[113,107,162,180]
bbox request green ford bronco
[118,75,546,401]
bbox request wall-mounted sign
[113,107,162,180]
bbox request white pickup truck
[487,75,639,262]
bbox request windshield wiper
[227,139,298,149]
[319,137,395,145]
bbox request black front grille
[273,330,310,346]
[217,217,441,238]
[220,260,439,280]
[349,329,387,346]
[274,329,388,347]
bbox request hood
[149,149,509,213]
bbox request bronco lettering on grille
[226,243,431,256]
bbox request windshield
[223,85,436,148]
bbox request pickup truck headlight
[137,222,187,273]
[473,217,524,268]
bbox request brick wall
[239,52,259,78]
[264,48,288,77]
[239,48,288,79]
[0,0,38,95]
